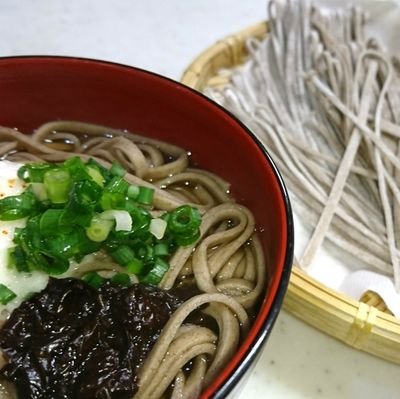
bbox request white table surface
[0,1,399,398]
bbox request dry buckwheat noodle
[0,120,266,399]
[206,0,400,292]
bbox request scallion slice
[46,232,81,258]
[0,284,17,305]
[168,205,201,235]
[31,182,48,201]
[175,229,201,246]
[86,158,112,182]
[154,242,169,257]
[111,272,131,286]
[137,186,154,205]
[110,245,135,265]
[18,162,55,183]
[127,185,140,199]
[10,246,28,272]
[149,218,167,239]
[110,161,126,177]
[0,190,38,221]
[87,166,105,187]
[141,257,169,285]
[82,271,105,289]
[125,258,144,274]
[100,210,132,232]
[105,176,130,194]
[44,169,71,204]
[86,215,114,242]
[40,209,65,235]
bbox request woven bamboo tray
[181,21,400,364]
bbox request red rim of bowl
[0,55,294,398]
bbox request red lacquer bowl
[0,56,294,398]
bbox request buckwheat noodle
[206,0,400,292]
[0,120,266,399]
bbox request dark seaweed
[0,278,183,399]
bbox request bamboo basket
[181,21,400,364]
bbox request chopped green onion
[127,185,140,199]
[125,258,144,274]
[0,158,203,288]
[64,180,101,227]
[99,192,125,210]
[26,216,42,249]
[86,158,109,174]
[137,186,154,205]
[82,271,105,289]
[10,246,28,272]
[71,180,102,205]
[141,258,169,285]
[154,243,169,257]
[86,215,114,242]
[63,157,91,181]
[105,176,130,194]
[149,218,167,239]
[87,166,105,187]
[136,245,153,260]
[168,205,201,235]
[6,248,15,269]
[39,209,65,235]
[62,208,93,229]
[0,284,16,305]
[100,210,132,232]
[110,245,135,265]
[63,157,93,184]
[110,161,126,177]
[45,232,81,258]
[44,169,71,204]
[165,205,202,246]
[74,229,102,258]
[111,272,131,286]
[128,205,151,232]
[32,250,70,275]
[17,165,30,182]
[0,190,38,221]
[18,163,55,183]
[31,182,48,201]
[175,229,201,246]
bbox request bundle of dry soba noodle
[206,0,400,316]
[0,121,266,399]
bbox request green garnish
[0,158,202,287]
[0,189,39,221]
[110,272,131,286]
[85,215,114,242]
[153,242,169,257]
[141,257,170,286]
[0,284,17,305]
[110,245,136,266]
[137,186,154,205]
[125,258,144,274]
[127,184,140,200]
[110,161,126,177]
[43,169,71,204]
[82,271,106,289]
[167,205,202,246]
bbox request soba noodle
[0,121,266,399]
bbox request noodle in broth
[0,121,266,399]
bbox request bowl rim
[0,55,294,398]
